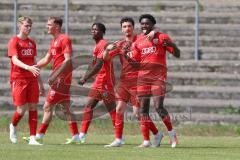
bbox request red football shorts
[88,87,115,105]
[11,79,39,106]
[46,75,72,105]
[137,75,167,97]
[115,82,139,107]
[46,88,70,105]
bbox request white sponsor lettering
[141,46,156,55]
[21,49,33,56]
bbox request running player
[133,14,180,148]
[104,17,163,147]
[76,23,116,143]
[31,17,79,144]
[8,16,43,145]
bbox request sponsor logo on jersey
[141,46,157,55]
[29,42,33,47]
[21,49,33,56]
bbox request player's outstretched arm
[48,53,72,85]
[79,58,103,85]
[12,55,40,77]
[163,40,180,58]
[37,52,52,68]
[103,43,117,61]
[38,76,45,96]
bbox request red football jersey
[48,34,72,84]
[48,34,72,71]
[108,36,139,83]
[132,32,173,79]
[91,39,115,90]
[8,36,37,81]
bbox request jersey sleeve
[8,38,18,57]
[131,42,141,62]
[62,36,72,55]
[159,34,174,54]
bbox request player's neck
[17,33,28,40]
[52,32,61,39]
[125,34,135,42]
[95,37,103,44]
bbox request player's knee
[16,109,25,116]
[133,107,140,118]
[29,105,37,111]
[16,107,27,116]
[43,106,52,113]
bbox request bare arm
[37,52,52,69]
[103,43,118,61]
[38,76,45,96]
[48,53,71,85]
[163,40,180,58]
[79,58,104,85]
[12,55,40,77]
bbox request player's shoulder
[8,36,19,44]
[98,39,108,48]
[59,34,72,41]
[27,37,36,45]
[156,32,170,40]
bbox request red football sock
[140,116,150,141]
[80,107,93,134]
[68,122,79,136]
[29,111,38,136]
[162,116,173,131]
[38,123,49,134]
[109,109,116,128]
[115,113,124,139]
[11,111,23,126]
[149,118,158,135]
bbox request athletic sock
[149,118,159,135]
[140,116,150,141]
[29,110,38,136]
[162,115,173,131]
[11,111,23,126]
[68,122,79,136]
[109,109,116,128]
[38,123,49,134]
[80,107,93,133]
[115,113,124,139]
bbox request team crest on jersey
[153,38,158,44]
[54,41,58,47]
[29,42,33,47]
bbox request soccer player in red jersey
[132,14,180,148]
[104,17,162,147]
[77,23,116,142]
[33,17,79,144]
[8,16,44,145]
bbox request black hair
[92,23,106,34]
[120,17,135,27]
[49,17,63,27]
[139,14,156,25]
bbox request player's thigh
[11,80,28,106]
[102,89,116,107]
[116,100,128,114]
[26,80,39,104]
[46,88,70,105]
